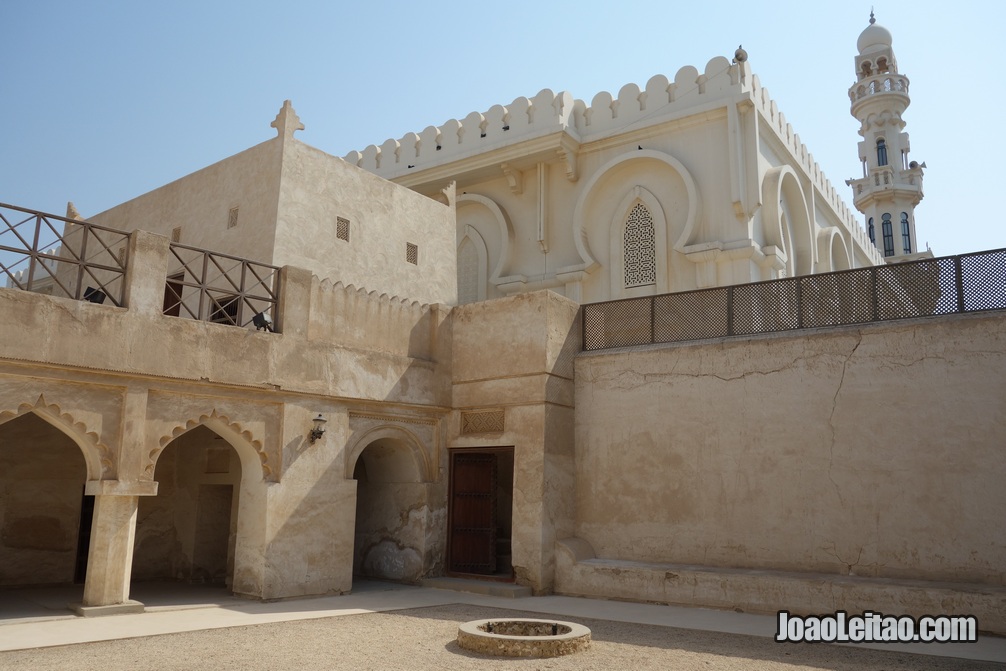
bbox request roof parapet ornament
[271,100,304,140]
[733,45,748,63]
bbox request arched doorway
[0,413,90,587]
[132,425,241,588]
[351,434,431,583]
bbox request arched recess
[0,411,91,587]
[135,417,270,596]
[0,395,111,481]
[345,424,432,483]
[457,225,489,305]
[346,424,434,583]
[608,186,669,298]
[762,166,815,277]
[567,149,701,275]
[456,193,514,289]
[817,227,853,272]
[148,410,273,482]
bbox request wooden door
[448,452,497,575]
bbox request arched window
[868,217,875,244]
[881,213,894,256]
[623,203,656,288]
[876,138,888,167]
[457,238,480,305]
[901,212,912,254]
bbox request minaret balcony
[849,74,910,115]
[848,170,924,209]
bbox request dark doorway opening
[447,447,514,579]
[73,491,95,584]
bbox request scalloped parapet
[345,56,747,179]
[309,276,439,360]
[749,74,884,265]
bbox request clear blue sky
[2,0,1000,257]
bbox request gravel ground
[0,603,1000,671]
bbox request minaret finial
[869,8,876,24]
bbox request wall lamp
[309,414,327,444]
[83,287,106,304]
[253,311,274,332]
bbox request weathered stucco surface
[0,228,453,602]
[564,312,1006,626]
[448,291,579,593]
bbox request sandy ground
[0,603,1000,671]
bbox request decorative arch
[344,424,432,483]
[762,166,815,277]
[0,394,112,479]
[608,186,669,298]
[151,409,273,482]
[456,193,514,286]
[457,224,489,304]
[816,227,853,272]
[568,149,701,274]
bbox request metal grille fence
[164,243,280,328]
[0,202,129,306]
[582,248,1006,352]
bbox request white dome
[858,20,893,55]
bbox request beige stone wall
[0,230,453,600]
[571,312,1006,585]
[86,133,456,309]
[449,291,579,593]
[273,141,457,306]
[89,140,283,263]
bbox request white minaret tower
[846,12,929,261]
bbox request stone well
[456,618,591,657]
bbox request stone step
[421,576,532,599]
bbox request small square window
[406,242,418,265]
[336,217,350,242]
[227,207,239,229]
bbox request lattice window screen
[336,217,350,242]
[623,203,656,288]
[461,409,505,434]
[458,238,479,305]
[406,242,418,265]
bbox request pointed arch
[151,409,273,482]
[566,149,701,276]
[762,166,815,277]
[345,424,432,483]
[608,186,669,298]
[0,394,112,480]
[457,225,488,305]
[456,193,514,287]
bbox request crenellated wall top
[344,55,881,263]
[345,56,748,178]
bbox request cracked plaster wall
[573,313,1006,585]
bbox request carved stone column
[73,480,155,616]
